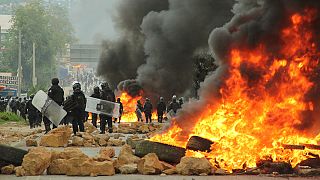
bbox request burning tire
[135,140,186,163]
[186,136,214,152]
[0,144,28,166]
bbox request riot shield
[32,90,67,127]
[85,96,120,118]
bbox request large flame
[151,9,320,171]
[118,92,158,122]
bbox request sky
[69,0,119,44]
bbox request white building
[0,15,13,49]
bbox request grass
[0,112,26,125]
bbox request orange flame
[151,9,320,171]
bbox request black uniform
[144,100,153,123]
[19,99,26,120]
[90,91,100,127]
[168,100,180,114]
[157,101,166,123]
[69,91,86,135]
[10,99,17,114]
[25,99,39,128]
[44,84,64,133]
[100,88,115,133]
[136,101,143,122]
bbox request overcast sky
[69,0,119,44]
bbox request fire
[118,92,159,123]
[151,9,320,171]
[118,92,141,122]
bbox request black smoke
[97,0,169,87]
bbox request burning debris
[150,0,320,173]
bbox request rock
[99,147,115,159]
[66,158,115,176]
[84,122,97,133]
[71,136,84,146]
[176,156,212,175]
[137,153,164,175]
[109,139,125,146]
[114,144,140,169]
[22,147,52,176]
[126,137,143,149]
[113,134,121,139]
[163,168,177,175]
[14,166,25,177]
[26,139,38,147]
[39,126,72,147]
[47,159,68,175]
[82,133,94,141]
[51,147,88,161]
[1,164,15,174]
[98,138,107,146]
[119,164,138,174]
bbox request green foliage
[2,0,75,89]
[0,112,25,124]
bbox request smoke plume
[136,0,234,100]
[97,0,169,87]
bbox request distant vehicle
[0,87,17,97]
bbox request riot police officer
[99,82,115,134]
[167,95,180,115]
[25,94,38,129]
[44,78,64,133]
[157,97,166,123]
[90,86,100,127]
[70,82,86,135]
[143,98,153,123]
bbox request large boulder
[51,147,88,161]
[66,157,115,176]
[39,126,72,147]
[137,153,164,175]
[21,147,52,176]
[114,144,140,169]
[176,156,212,175]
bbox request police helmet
[51,78,59,85]
[93,86,100,94]
[73,82,81,92]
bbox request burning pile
[151,1,320,172]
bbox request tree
[1,0,75,90]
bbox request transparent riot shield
[85,96,120,118]
[32,90,67,127]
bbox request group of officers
[1,77,184,135]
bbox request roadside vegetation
[0,112,25,125]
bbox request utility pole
[32,42,37,87]
[18,30,22,97]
